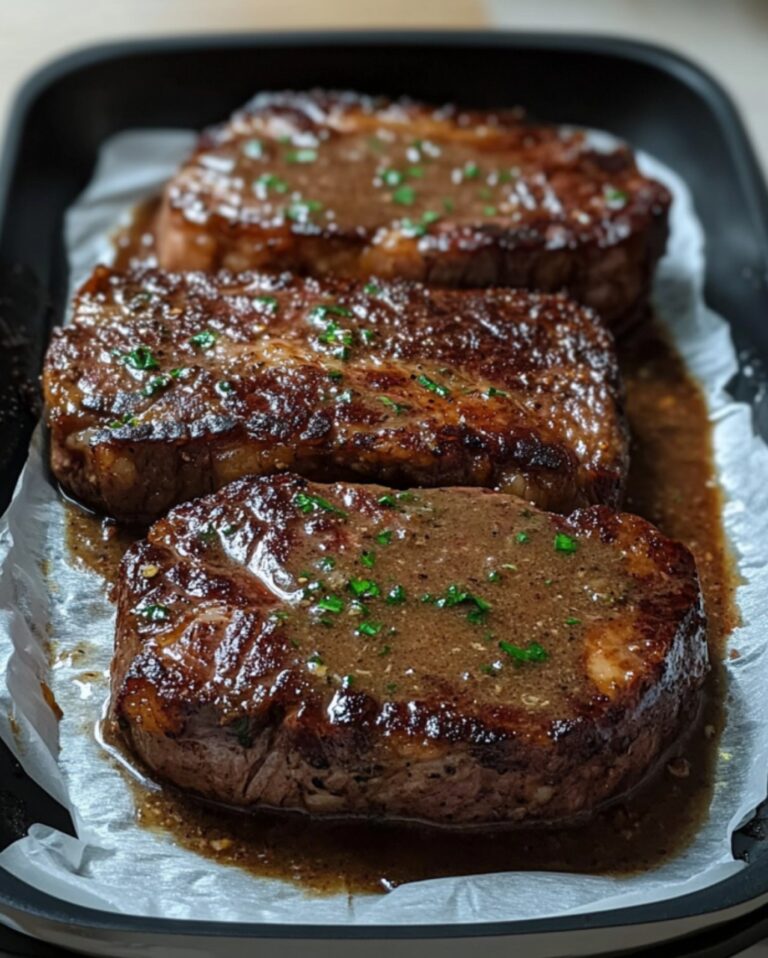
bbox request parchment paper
[1,130,767,924]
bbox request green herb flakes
[119,345,158,370]
[140,604,170,622]
[293,492,348,518]
[254,295,278,312]
[379,396,410,414]
[499,640,549,664]
[357,621,382,637]
[515,532,530,544]
[392,185,416,206]
[189,329,217,350]
[361,551,376,569]
[348,578,380,599]
[416,373,451,399]
[316,595,344,615]
[285,148,318,164]
[386,584,406,605]
[554,532,578,554]
[376,530,393,546]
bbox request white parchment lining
[1,131,767,924]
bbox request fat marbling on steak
[155,90,671,329]
[111,474,707,827]
[43,266,627,524]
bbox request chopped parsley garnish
[318,320,353,359]
[604,186,628,208]
[169,367,188,379]
[383,169,404,186]
[435,585,491,623]
[197,523,217,543]
[499,640,549,664]
[143,374,172,397]
[348,578,380,599]
[364,282,382,296]
[342,674,355,689]
[359,329,375,344]
[516,532,530,544]
[392,185,416,206]
[442,197,455,212]
[357,621,382,637]
[378,396,410,414]
[327,369,344,382]
[316,595,344,614]
[119,345,158,370]
[407,165,424,178]
[377,494,397,508]
[361,551,376,568]
[462,161,481,180]
[222,525,239,536]
[285,148,318,164]
[397,491,416,502]
[270,609,289,622]
[386,584,406,605]
[378,644,392,657]
[483,205,498,216]
[243,138,264,159]
[215,381,233,396]
[385,681,398,694]
[487,570,500,583]
[255,172,288,193]
[308,652,324,666]
[416,373,451,399]
[189,329,217,350]
[254,295,278,312]
[311,303,353,321]
[285,199,323,221]
[376,530,393,546]
[554,532,578,554]
[107,413,138,429]
[401,210,441,237]
[317,556,336,572]
[140,603,170,622]
[565,616,582,626]
[487,386,508,398]
[231,717,253,748]
[293,492,348,518]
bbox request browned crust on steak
[156,90,670,328]
[43,267,628,523]
[111,475,707,827]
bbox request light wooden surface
[0,0,485,135]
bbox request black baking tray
[1,30,768,958]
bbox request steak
[111,474,707,827]
[155,90,671,329]
[43,267,627,524]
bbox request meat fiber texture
[0,130,767,927]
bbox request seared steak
[43,267,627,524]
[156,90,671,329]
[111,475,707,827]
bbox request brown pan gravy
[63,211,737,894]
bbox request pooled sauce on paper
[65,317,737,895]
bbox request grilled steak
[43,267,627,524]
[111,475,707,827]
[156,90,671,329]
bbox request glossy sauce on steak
[43,267,627,523]
[155,91,670,328]
[111,475,707,828]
